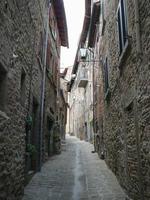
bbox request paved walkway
[23,135,126,200]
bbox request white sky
[60,0,85,69]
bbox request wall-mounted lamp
[78,48,101,63]
[71,74,76,79]
[80,48,87,59]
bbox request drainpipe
[134,0,141,54]
[39,0,51,171]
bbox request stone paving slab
[23,136,126,200]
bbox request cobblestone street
[23,135,126,200]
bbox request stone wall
[60,77,68,140]
[43,3,62,159]
[0,0,46,199]
[98,0,150,199]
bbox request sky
[60,0,85,70]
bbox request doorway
[47,117,54,157]
[30,98,39,171]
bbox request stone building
[88,0,150,199]
[65,66,73,135]
[68,0,94,141]
[69,0,150,199]
[43,1,68,158]
[0,0,68,199]
[59,68,68,140]
[88,0,105,158]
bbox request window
[100,0,106,36]
[104,57,109,93]
[117,0,128,55]
[94,120,99,133]
[46,39,53,71]
[38,30,46,65]
[49,7,57,41]
[20,68,26,106]
[51,60,58,84]
[46,39,50,69]
[0,63,7,111]
[39,32,43,63]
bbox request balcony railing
[77,67,88,88]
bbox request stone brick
[93,0,150,199]
[0,0,68,196]
[0,0,46,199]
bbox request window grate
[117,0,128,55]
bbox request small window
[53,61,58,83]
[46,39,51,69]
[100,0,106,36]
[46,39,53,77]
[0,64,7,111]
[39,32,43,62]
[39,30,46,65]
[51,18,57,41]
[94,89,97,103]
[20,68,26,106]
[104,57,109,93]
[94,120,99,133]
[4,1,8,12]
[117,0,128,55]
[49,10,57,41]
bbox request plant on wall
[26,144,37,156]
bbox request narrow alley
[0,0,149,199]
[23,135,126,200]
